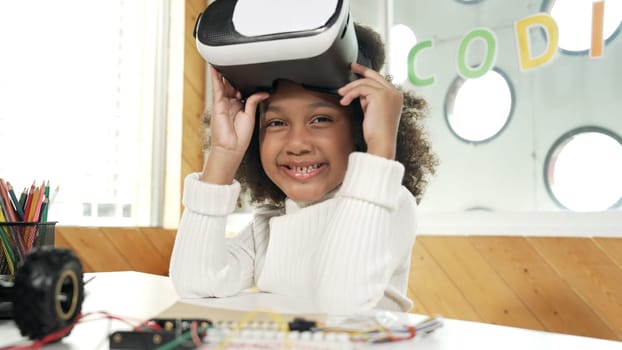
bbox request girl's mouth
[281,163,326,179]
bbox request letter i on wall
[591,1,605,58]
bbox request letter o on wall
[457,28,498,79]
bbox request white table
[1,271,621,350]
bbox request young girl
[169,23,437,314]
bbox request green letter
[407,40,434,86]
[458,28,497,79]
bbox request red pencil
[23,181,36,223]
[31,184,46,222]
[0,179,18,222]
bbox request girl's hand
[202,66,269,184]
[338,63,403,159]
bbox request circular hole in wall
[544,0,622,53]
[544,127,622,211]
[445,68,514,143]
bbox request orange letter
[591,1,605,58]
[514,13,559,71]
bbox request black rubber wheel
[12,246,84,340]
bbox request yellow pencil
[26,186,40,222]
[0,208,16,275]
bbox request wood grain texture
[407,240,482,321]
[594,238,622,268]
[56,227,130,272]
[470,236,619,339]
[141,227,177,266]
[528,237,622,339]
[417,236,544,330]
[54,230,94,272]
[99,227,168,275]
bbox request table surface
[1,271,621,350]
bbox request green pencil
[18,188,27,212]
[7,183,25,221]
[42,181,50,222]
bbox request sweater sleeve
[169,173,256,298]
[312,152,417,313]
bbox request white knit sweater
[169,152,418,314]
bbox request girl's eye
[265,119,286,128]
[311,115,332,124]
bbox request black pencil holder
[0,222,56,277]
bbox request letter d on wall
[515,13,559,71]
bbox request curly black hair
[203,23,438,206]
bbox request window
[544,127,622,211]
[545,0,622,53]
[0,1,171,226]
[444,68,514,143]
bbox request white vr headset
[194,0,367,97]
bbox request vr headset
[193,0,365,98]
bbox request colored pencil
[7,183,25,221]
[0,179,18,222]
[18,188,27,212]
[0,207,17,274]
[0,181,26,259]
[22,181,35,222]
[27,188,47,249]
[42,181,50,222]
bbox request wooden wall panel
[594,238,622,267]
[56,227,131,272]
[528,237,622,339]
[419,236,544,330]
[99,227,168,275]
[407,240,482,322]
[141,227,177,267]
[54,230,94,272]
[470,236,618,339]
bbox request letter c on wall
[407,40,435,86]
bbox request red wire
[135,319,163,332]
[0,314,82,350]
[0,311,158,350]
[382,325,417,343]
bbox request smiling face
[259,81,356,203]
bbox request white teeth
[293,164,319,174]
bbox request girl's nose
[285,125,312,155]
